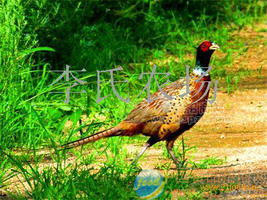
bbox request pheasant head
[195,41,219,73]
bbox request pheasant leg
[166,140,179,166]
[131,142,150,164]
[131,137,159,164]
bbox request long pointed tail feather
[61,127,122,149]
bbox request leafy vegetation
[0,0,266,199]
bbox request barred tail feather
[61,127,121,149]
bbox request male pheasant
[62,41,219,165]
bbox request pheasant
[62,41,220,165]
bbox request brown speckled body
[119,73,211,142]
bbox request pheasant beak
[209,43,220,50]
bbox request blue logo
[134,169,165,199]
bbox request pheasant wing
[125,79,186,123]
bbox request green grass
[0,0,266,199]
[194,157,226,169]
